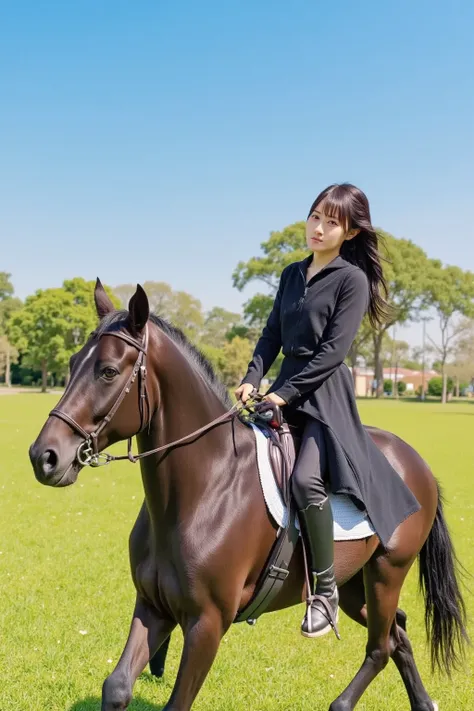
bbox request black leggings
[291,418,328,510]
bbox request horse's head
[29,279,151,487]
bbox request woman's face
[305,203,348,254]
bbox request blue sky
[1,1,473,348]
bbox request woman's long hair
[307,183,391,328]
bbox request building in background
[352,367,440,398]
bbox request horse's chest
[133,557,159,602]
[133,551,185,616]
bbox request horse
[29,280,468,711]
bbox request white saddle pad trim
[250,423,375,541]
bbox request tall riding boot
[298,497,339,639]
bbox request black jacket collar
[299,253,352,275]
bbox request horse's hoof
[150,666,164,678]
[102,673,132,710]
[432,703,439,711]
[328,702,351,711]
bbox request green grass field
[0,394,472,711]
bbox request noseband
[49,324,244,468]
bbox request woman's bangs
[316,191,351,230]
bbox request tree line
[1,222,474,402]
[0,275,255,392]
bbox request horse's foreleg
[329,552,406,711]
[163,606,225,711]
[102,596,175,711]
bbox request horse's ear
[94,278,115,320]
[127,284,149,335]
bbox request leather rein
[49,325,245,468]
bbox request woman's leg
[291,418,339,639]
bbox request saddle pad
[250,423,375,541]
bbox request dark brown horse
[29,282,467,711]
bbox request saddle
[235,399,300,625]
[244,400,298,509]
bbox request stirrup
[303,593,341,640]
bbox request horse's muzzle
[29,441,78,487]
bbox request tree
[169,291,204,340]
[0,272,14,300]
[370,232,431,397]
[64,276,119,309]
[346,316,373,388]
[400,346,424,371]
[397,381,407,395]
[197,343,225,376]
[141,281,174,316]
[201,307,242,348]
[428,376,454,398]
[233,222,308,331]
[8,288,93,391]
[373,333,408,399]
[225,324,257,342]
[242,294,275,331]
[63,278,120,344]
[233,222,308,293]
[0,335,18,386]
[388,338,410,400]
[115,281,204,341]
[445,361,472,397]
[0,274,21,387]
[115,281,176,317]
[219,336,254,387]
[113,283,139,309]
[0,296,22,331]
[445,319,474,396]
[425,263,474,403]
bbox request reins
[49,324,254,468]
[97,400,245,466]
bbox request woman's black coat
[242,254,420,548]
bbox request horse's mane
[95,311,233,408]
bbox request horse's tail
[418,482,469,675]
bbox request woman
[235,183,420,639]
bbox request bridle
[49,324,245,468]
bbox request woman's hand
[234,382,255,404]
[263,392,286,407]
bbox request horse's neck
[137,336,238,526]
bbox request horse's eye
[102,367,119,380]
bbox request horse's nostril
[41,449,58,475]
